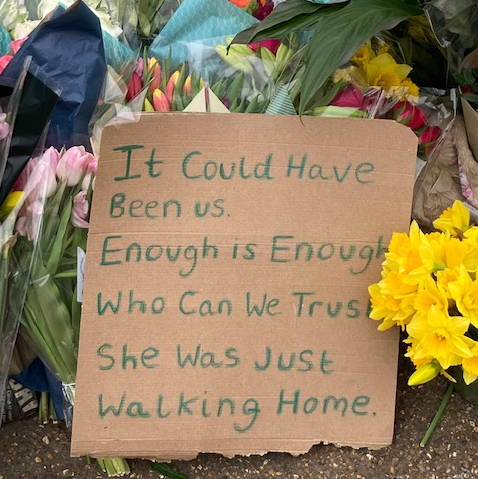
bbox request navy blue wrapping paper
[0,1,107,151]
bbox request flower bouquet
[369,200,478,442]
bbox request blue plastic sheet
[0,1,106,151]
[149,0,257,68]
[13,358,65,420]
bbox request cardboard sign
[71,113,417,459]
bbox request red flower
[419,126,441,145]
[126,71,143,102]
[254,1,274,20]
[249,39,281,55]
[330,84,364,108]
[391,101,427,131]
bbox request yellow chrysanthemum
[448,266,478,328]
[406,305,472,369]
[462,341,478,385]
[433,200,470,236]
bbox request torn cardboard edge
[72,437,393,460]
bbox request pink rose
[330,84,364,108]
[391,101,427,131]
[56,146,93,186]
[72,191,90,228]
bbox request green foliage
[232,0,422,113]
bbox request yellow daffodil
[385,222,431,281]
[436,267,461,297]
[462,341,478,385]
[406,306,472,369]
[433,200,470,236]
[448,266,478,328]
[363,53,412,91]
[368,275,416,330]
[352,43,374,66]
[413,275,448,319]
[407,360,442,386]
[462,227,478,271]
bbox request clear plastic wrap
[0,58,34,427]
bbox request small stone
[42,435,50,445]
[474,427,478,433]
[34,457,42,464]
[62,469,69,476]
[390,466,395,474]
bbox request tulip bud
[408,361,441,386]
[391,101,426,131]
[126,71,143,102]
[56,146,92,187]
[149,62,162,92]
[166,71,180,103]
[72,190,90,228]
[330,85,364,109]
[152,89,170,112]
[183,75,192,97]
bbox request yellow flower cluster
[369,201,478,386]
[333,42,419,102]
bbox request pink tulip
[166,71,179,103]
[56,146,92,186]
[391,101,427,131]
[152,89,170,112]
[15,200,44,240]
[0,113,9,140]
[330,84,364,108]
[0,55,13,75]
[81,154,98,191]
[15,147,60,200]
[249,39,280,55]
[72,191,90,228]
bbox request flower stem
[420,382,454,447]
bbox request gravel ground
[1,351,478,479]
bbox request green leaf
[150,462,189,479]
[232,0,327,44]
[299,0,422,113]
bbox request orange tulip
[183,75,192,96]
[152,89,170,112]
[166,70,180,102]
